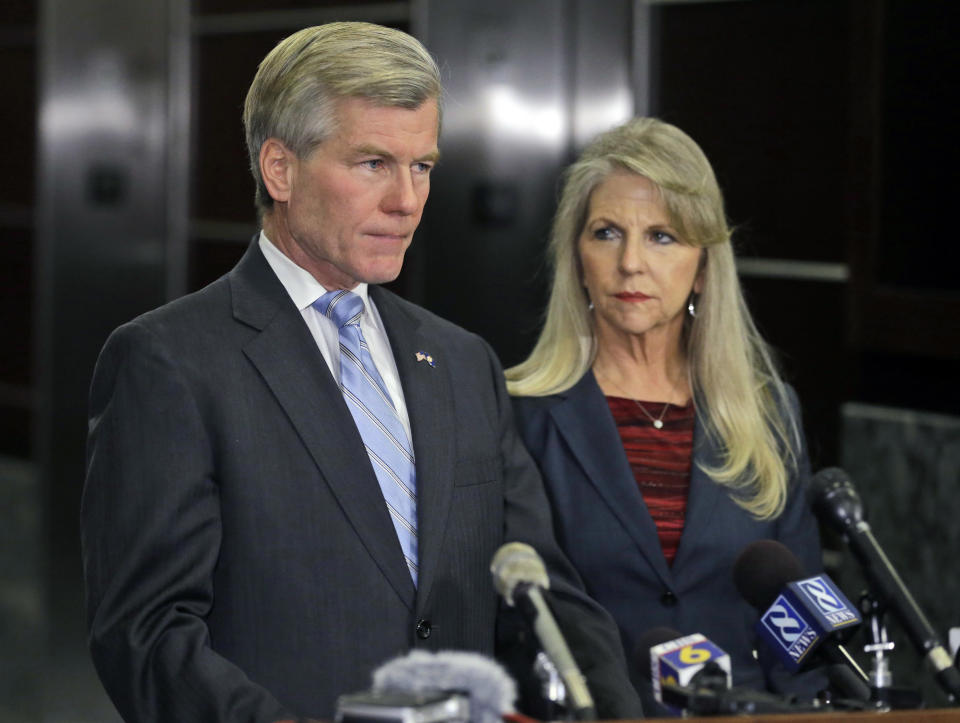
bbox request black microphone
[490,542,596,720]
[810,467,960,701]
[733,539,872,702]
[635,627,819,715]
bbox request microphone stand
[532,652,570,720]
[859,591,923,709]
[861,592,895,690]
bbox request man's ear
[259,138,295,203]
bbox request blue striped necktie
[314,290,418,585]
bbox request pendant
[653,420,663,429]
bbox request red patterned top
[605,396,696,566]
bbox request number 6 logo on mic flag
[678,644,713,665]
[652,635,732,690]
[649,633,732,713]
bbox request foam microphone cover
[634,627,685,682]
[733,539,806,610]
[372,650,517,723]
[808,467,865,533]
[490,542,550,605]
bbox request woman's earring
[687,298,696,317]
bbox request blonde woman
[507,117,822,710]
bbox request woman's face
[578,171,703,347]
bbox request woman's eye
[651,230,676,245]
[592,226,619,241]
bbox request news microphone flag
[757,574,860,671]
[650,633,731,712]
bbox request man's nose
[383,171,420,215]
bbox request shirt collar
[258,230,370,311]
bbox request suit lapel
[230,244,417,610]
[671,411,725,571]
[550,372,674,587]
[370,287,455,611]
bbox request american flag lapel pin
[415,351,436,368]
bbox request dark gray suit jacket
[81,243,642,722]
[512,371,823,714]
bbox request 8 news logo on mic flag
[797,577,858,626]
[758,575,860,671]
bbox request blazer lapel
[230,244,417,610]
[671,411,725,570]
[550,372,674,588]
[370,287,455,611]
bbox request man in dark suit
[81,22,642,722]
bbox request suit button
[416,618,432,639]
[660,590,677,607]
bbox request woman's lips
[614,292,651,302]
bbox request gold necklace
[596,368,672,430]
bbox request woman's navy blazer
[512,370,824,712]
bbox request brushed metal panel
[35,6,187,718]
[571,0,635,150]
[417,0,640,365]
[418,0,573,365]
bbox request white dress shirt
[258,232,413,441]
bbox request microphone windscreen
[372,650,516,723]
[732,540,805,610]
[633,627,684,682]
[808,467,853,500]
[490,542,550,604]
[808,467,864,533]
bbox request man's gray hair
[243,22,442,213]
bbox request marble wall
[836,403,960,707]
[1,456,123,722]
[0,457,42,723]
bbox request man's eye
[362,159,384,170]
[413,162,433,174]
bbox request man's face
[269,96,440,289]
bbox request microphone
[810,468,960,701]
[365,650,516,723]
[636,627,815,715]
[637,626,731,714]
[490,542,596,720]
[733,539,871,702]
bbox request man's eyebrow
[352,144,392,160]
[352,145,440,164]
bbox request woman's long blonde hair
[505,118,800,519]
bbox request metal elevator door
[416,0,645,366]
